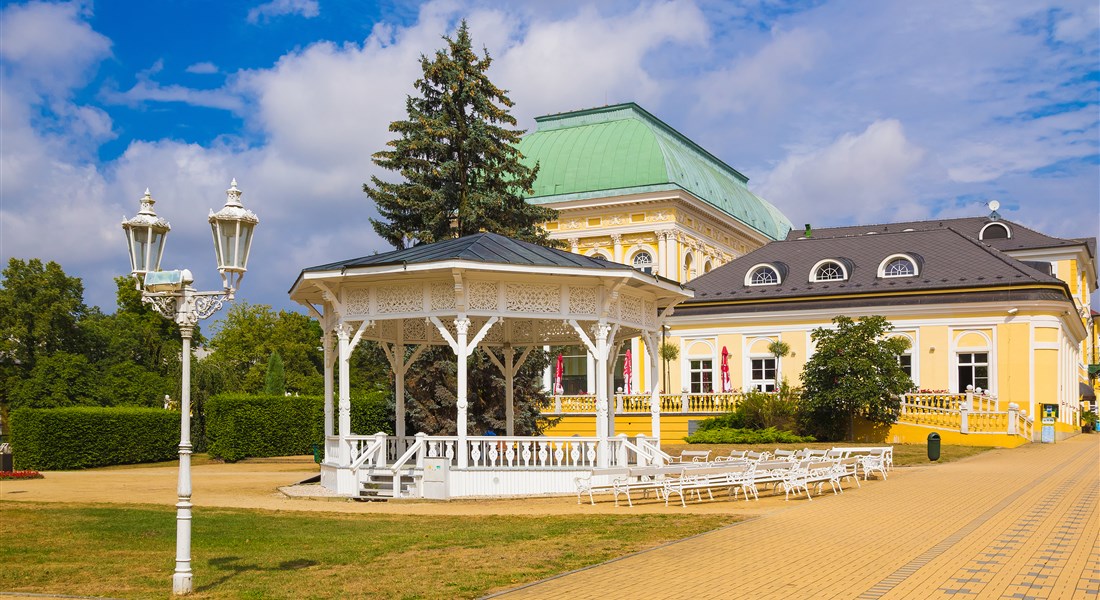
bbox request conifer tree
[365,20,556,248]
[364,22,556,435]
[264,350,286,396]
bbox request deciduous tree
[799,315,912,441]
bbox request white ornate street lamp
[122,180,258,595]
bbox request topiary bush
[684,426,815,444]
[205,392,392,461]
[10,407,180,470]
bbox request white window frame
[745,263,781,286]
[979,222,1012,240]
[688,358,714,393]
[681,338,717,394]
[956,351,990,393]
[809,259,848,282]
[630,250,654,274]
[878,254,919,278]
[748,356,777,392]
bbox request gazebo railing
[343,434,635,471]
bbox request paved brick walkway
[492,435,1099,599]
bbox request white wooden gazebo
[288,233,692,498]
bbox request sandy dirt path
[0,455,891,516]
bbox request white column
[455,317,471,468]
[505,344,515,436]
[612,234,623,264]
[394,342,406,440]
[336,322,352,466]
[322,330,334,461]
[594,322,611,467]
[647,334,662,443]
[173,325,194,595]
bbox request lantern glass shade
[210,217,255,273]
[208,180,259,289]
[122,189,171,282]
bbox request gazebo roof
[289,233,692,348]
[291,232,686,297]
[303,232,621,272]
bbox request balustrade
[543,392,743,414]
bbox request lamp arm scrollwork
[141,288,233,326]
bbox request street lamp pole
[122,181,258,595]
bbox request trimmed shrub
[684,426,815,445]
[10,407,180,470]
[205,392,392,461]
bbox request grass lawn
[663,442,993,466]
[0,502,736,599]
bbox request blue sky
[1,0,1098,314]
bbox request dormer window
[746,264,781,286]
[979,222,1011,240]
[810,259,848,282]
[879,254,918,278]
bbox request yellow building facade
[521,104,1096,444]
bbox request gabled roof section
[685,227,1068,305]
[793,216,1095,258]
[301,232,626,273]
[517,103,793,241]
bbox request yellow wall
[997,322,1031,412]
[543,414,700,442]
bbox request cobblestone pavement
[491,435,1099,599]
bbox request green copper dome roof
[517,103,792,240]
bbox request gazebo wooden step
[358,468,418,500]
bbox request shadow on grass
[196,556,318,592]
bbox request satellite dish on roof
[988,200,1000,212]
[987,200,1002,221]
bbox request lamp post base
[172,571,193,595]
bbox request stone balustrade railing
[540,391,745,414]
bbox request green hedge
[205,392,392,461]
[10,407,180,470]
[684,426,816,444]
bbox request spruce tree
[365,21,557,435]
[365,20,556,248]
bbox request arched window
[979,222,1011,240]
[683,253,694,280]
[879,254,918,278]
[811,260,847,282]
[747,265,780,286]
[631,251,653,274]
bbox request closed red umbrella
[554,353,564,395]
[623,350,632,394]
[721,346,731,392]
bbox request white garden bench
[662,463,757,507]
[671,450,712,463]
[574,467,631,505]
[612,465,685,507]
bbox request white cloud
[185,61,219,74]
[247,0,319,24]
[695,26,824,117]
[101,79,245,111]
[492,1,709,120]
[756,120,926,226]
[0,1,111,98]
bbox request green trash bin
[311,443,322,464]
[927,432,941,462]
